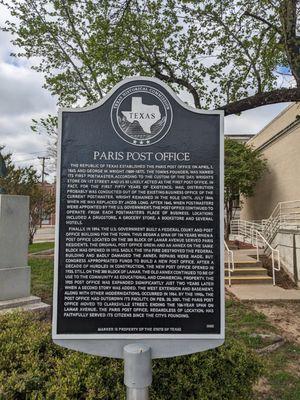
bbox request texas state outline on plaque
[122,97,161,133]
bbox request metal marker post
[124,344,152,400]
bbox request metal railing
[263,200,300,243]
[230,219,263,242]
[251,229,280,286]
[231,201,300,244]
[230,220,281,286]
[224,240,234,286]
[230,200,300,286]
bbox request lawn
[2,257,299,399]
[226,298,300,400]
[265,343,300,400]
[28,241,54,254]
[29,257,54,304]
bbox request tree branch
[154,69,201,108]
[113,0,133,26]
[220,87,300,115]
[152,60,201,108]
[208,10,264,94]
[61,1,103,98]
[29,0,98,104]
[244,11,281,35]
[125,6,202,109]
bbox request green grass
[28,241,54,254]
[226,298,300,399]
[29,258,54,304]
[28,258,300,399]
[263,343,300,400]
[266,371,300,400]
[226,298,276,336]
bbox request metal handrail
[229,201,300,286]
[224,240,234,286]
[251,229,280,286]
[231,201,300,245]
[230,220,281,286]
[230,219,263,243]
[263,200,300,242]
[230,200,300,285]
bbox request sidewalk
[227,284,300,302]
[33,226,55,243]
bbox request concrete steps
[225,252,273,285]
[226,260,263,269]
[20,302,51,312]
[225,267,268,276]
[225,276,272,285]
[0,295,50,314]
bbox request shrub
[0,312,262,399]
[152,340,262,400]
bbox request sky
[0,4,291,181]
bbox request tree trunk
[225,200,233,240]
[280,0,300,87]
[29,225,36,245]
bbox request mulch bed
[227,240,255,250]
[260,255,297,289]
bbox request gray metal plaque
[52,77,224,358]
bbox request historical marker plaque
[53,77,224,358]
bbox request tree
[0,149,55,244]
[224,139,267,238]
[0,0,293,238]
[1,0,299,115]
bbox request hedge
[0,312,262,399]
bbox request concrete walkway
[227,284,300,302]
[33,226,55,243]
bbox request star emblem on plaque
[111,85,173,146]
